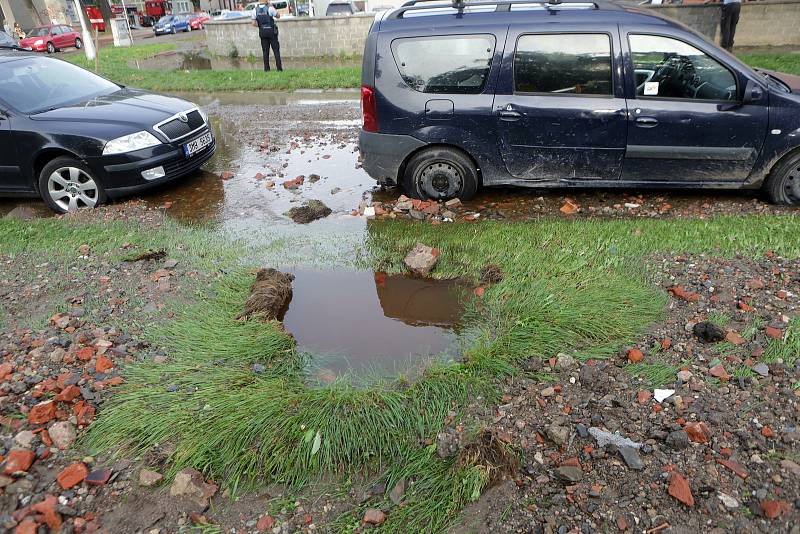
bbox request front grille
[154,109,205,142]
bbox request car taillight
[361,85,378,133]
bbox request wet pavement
[284,270,465,380]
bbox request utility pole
[72,0,96,60]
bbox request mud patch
[282,270,465,379]
[286,200,332,224]
[237,268,295,321]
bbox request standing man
[709,0,742,52]
[251,1,283,72]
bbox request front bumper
[93,129,216,198]
[358,130,426,186]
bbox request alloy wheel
[47,167,99,212]
[75,38,82,49]
[785,164,800,203]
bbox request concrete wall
[647,0,800,48]
[205,13,374,58]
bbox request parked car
[0,30,17,48]
[186,13,207,30]
[212,10,250,20]
[19,25,82,54]
[153,14,190,35]
[359,0,800,206]
[0,49,215,213]
[326,1,356,16]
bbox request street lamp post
[72,0,96,60]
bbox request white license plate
[183,132,212,157]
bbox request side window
[51,27,61,35]
[514,33,613,95]
[391,35,495,94]
[629,34,737,101]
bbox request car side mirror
[743,79,764,104]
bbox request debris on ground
[286,199,332,224]
[236,268,295,321]
[403,243,440,277]
[123,248,167,262]
[480,264,504,284]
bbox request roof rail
[390,0,602,19]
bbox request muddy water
[283,270,465,380]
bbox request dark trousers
[720,2,741,51]
[260,31,282,71]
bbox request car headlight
[103,131,161,155]
[34,39,43,46]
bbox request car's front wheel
[402,147,478,202]
[38,157,106,213]
[763,150,800,206]
[46,42,55,54]
[75,38,83,49]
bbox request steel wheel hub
[418,162,462,200]
[785,165,799,202]
[48,167,99,212]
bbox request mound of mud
[236,268,295,321]
[286,200,332,224]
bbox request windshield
[327,3,353,14]
[0,31,14,46]
[158,15,174,23]
[26,27,50,37]
[0,57,120,114]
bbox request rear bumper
[358,130,426,186]
[97,130,216,198]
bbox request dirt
[1,97,799,533]
[236,268,295,322]
[286,200,332,224]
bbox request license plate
[183,132,212,157]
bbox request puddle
[282,270,466,380]
[130,50,361,73]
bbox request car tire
[75,38,83,49]
[46,42,55,54]
[763,150,800,206]
[403,147,479,202]
[38,157,107,214]
[171,27,176,34]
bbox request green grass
[738,52,800,76]
[6,214,800,531]
[64,43,360,91]
[625,362,678,388]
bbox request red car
[187,13,208,30]
[19,25,82,54]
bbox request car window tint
[51,26,61,35]
[391,35,495,94]
[27,27,49,37]
[629,34,737,101]
[514,33,613,95]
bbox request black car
[0,49,215,212]
[359,0,800,205]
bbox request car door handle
[498,110,522,121]
[635,117,658,127]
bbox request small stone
[618,447,644,470]
[779,459,800,476]
[256,515,276,532]
[684,422,711,443]
[677,370,693,382]
[708,364,730,380]
[556,465,583,482]
[718,492,739,509]
[13,431,36,449]
[693,322,726,343]
[717,458,748,479]
[555,353,575,369]
[666,430,689,450]
[363,508,386,526]
[725,331,746,345]
[85,469,112,486]
[760,499,790,519]
[389,479,405,505]
[627,349,644,363]
[3,449,36,475]
[28,400,57,424]
[541,387,555,397]
[48,422,76,450]
[403,243,440,277]
[752,363,769,377]
[57,462,89,489]
[138,469,164,487]
[169,468,218,507]
[546,423,569,447]
[765,326,783,340]
[667,472,694,507]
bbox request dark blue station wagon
[358,0,800,205]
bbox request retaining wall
[205,14,374,58]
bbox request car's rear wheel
[75,38,83,49]
[403,147,478,201]
[38,157,106,213]
[46,42,55,54]
[763,150,800,206]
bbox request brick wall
[647,0,800,48]
[205,14,374,58]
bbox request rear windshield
[0,57,119,113]
[391,35,495,94]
